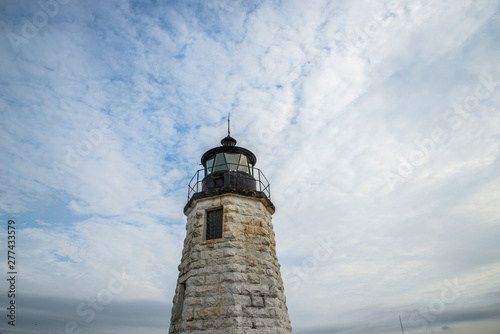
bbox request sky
[0,0,499,333]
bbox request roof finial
[221,113,237,146]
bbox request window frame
[205,207,224,241]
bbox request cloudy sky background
[1,0,499,333]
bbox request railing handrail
[187,168,271,203]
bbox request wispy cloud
[0,0,499,333]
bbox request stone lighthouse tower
[169,126,292,333]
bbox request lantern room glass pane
[213,153,228,172]
[224,153,240,171]
[237,155,249,173]
[249,163,254,176]
[206,157,214,174]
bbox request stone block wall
[169,194,292,333]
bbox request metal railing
[187,167,271,202]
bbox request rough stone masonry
[169,194,292,333]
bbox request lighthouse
[169,125,292,333]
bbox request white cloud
[0,0,499,333]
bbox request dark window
[238,155,249,173]
[173,282,185,321]
[206,157,214,174]
[206,208,223,240]
[213,153,228,172]
[224,153,240,171]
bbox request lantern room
[185,132,273,214]
[200,135,257,192]
[201,135,256,176]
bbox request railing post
[259,169,262,192]
[257,169,260,191]
[260,174,266,192]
